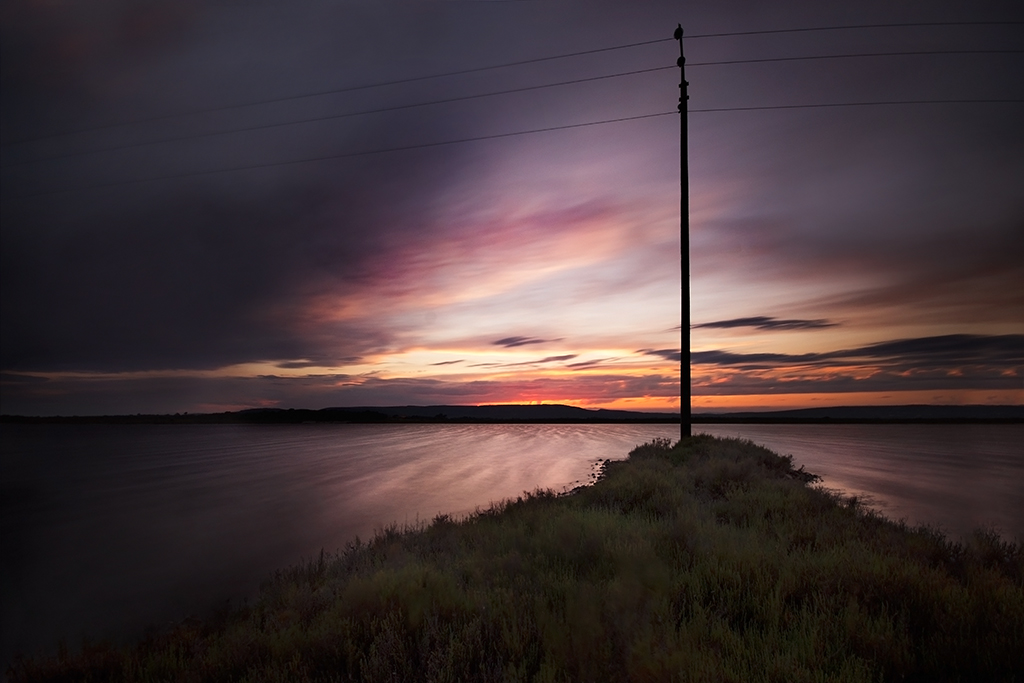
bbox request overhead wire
[686,20,1024,39]
[6,48,1021,167]
[5,20,1022,197]
[12,95,1024,198]
[688,49,1024,67]
[5,20,1020,146]
[13,112,678,197]
[0,37,674,146]
[1,65,677,167]
[690,99,1024,113]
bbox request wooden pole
[675,24,691,437]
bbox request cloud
[492,336,557,348]
[534,354,577,363]
[692,159,1024,331]
[0,108,468,373]
[275,358,361,369]
[691,350,817,368]
[566,357,619,369]
[691,334,1024,394]
[429,360,464,366]
[693,334,1024,369]
[638,348,681,362]
[692,316,837,331]
[499,354,578,367]
[1,1,493,376]
[847,335,1024,366]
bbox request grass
[8,435,1024,682]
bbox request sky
[1,0,1022,416]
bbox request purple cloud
[638,348,682,362]
[492,336,556,348]
[693,334,1023,369]
[692,316,837,331]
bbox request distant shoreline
[2,403,1021,425]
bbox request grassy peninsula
[10,436,1024,682]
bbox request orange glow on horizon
[477,395,681,413]
[475,388,1022,414]
[690,389,1023,413]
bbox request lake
[696,423,1023,541]
[2,422,1021,667]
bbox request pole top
[674,24,683,40]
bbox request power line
[2,65,676,167]
[687,20,1024,39]
[12,111,677,197]
[10,20,1019,146]
[10,48,1020,168]
[689,49,1024,68]
[2,37,674,147]
[690,99,1024,113]
[12,96,1023,198]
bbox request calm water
[1,422,1022,667]
[697,423,1024,540]
[0,423,678,666]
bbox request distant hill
[0,404,677,424]
[325,404,676,421]
[227,405,678,423]
[2,404,1020,424]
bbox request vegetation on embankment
[9,435,1024,682]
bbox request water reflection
[697,423,1024,542]
[3,422,1021,667]
[0,423,679,666]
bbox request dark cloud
[492,336,556,348]
[0,180,436,372]
[805,223,1024,325]
[566,357,619,369]
[275,358,361,369]
[693,334,1024,369]
[692,372,1020,396]
[534,354,577,363]
[638,348,681,362]
[0,0,201,102]
[847,334,1024,366]
[692,350,818,367]
[687,10,1024,331]
[691,126,1024,330]
[692,334,1024,394]
[1,0,517,378]
[500,354,578,367]
[429,360,464,366]
[692,316,837,331]
[0,20,478,373]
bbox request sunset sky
[1,0,1022,415]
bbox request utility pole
[675,24,691,438]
